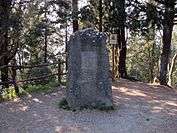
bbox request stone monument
[66,28,113,110]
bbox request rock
[66,28,113,110]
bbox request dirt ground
[0,79,177,133]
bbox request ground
[0,79,177,133]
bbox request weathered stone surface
[66,28,113,110]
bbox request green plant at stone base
[58,98,115,111]
[58,98,71,110]
[94,102,114,111]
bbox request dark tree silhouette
[159,0,176,85]
[72,0,79,32]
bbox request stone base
[64,97,114,111]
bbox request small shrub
[94,102,114,111]
[48,81,60,88]
[146,118,150,121]
[59,98,70,110]
[0,87,17,101]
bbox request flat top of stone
[73,28,107,44]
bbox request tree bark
[1,59,9,88]
[98,0,103,32]
[65,23,68,70]
[159,1,175,85]
[11,59,19,94]
[118,28,127,78]
[118,0,127,78]
[72,0,79,32]
[44,4,48,63]
[147,0,156,83]
[0,33,9,88]
[0,0,12,89]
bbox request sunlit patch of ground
[0,79,177,133]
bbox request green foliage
[127,34,161,82]
[0,87,17,102]
[80,5,97,29]
[23,80,60,93]
[0,80,60,102]
[80,0,126,32]
[20,0,70,64]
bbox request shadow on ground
[0,79,177,133]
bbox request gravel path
[0,79,177,133]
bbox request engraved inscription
[81,51,97,81]
[80,51,97,100]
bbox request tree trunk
[98,0,103,32]
[0,0,12,89]
[118,28,127,78]
[72,0,79,32]
[11,59,19,94]
[1,58,9,88]
[118,0,127,78]
[44,20,48,63]
[147,0,156,83]
[168,53,177,86]
[65,23,68,70]
[149,42,156,83]
[44,0,48,63]
[1,28,9,89]
[159,1,175,85]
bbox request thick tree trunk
[1,59,9,88]
[11,59,19,94]
[147,0,156,83]
[0,26,9,89]
[118,28,127,78]
[72,0,79,32]
[118,0,127,78]
[159,1,175,85]
[1,31,9,88]
[160,29,173,85]
[0,0,12,89]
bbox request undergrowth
[0,80,60,102]
[23,80,60,93]
[0,87,17,102]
